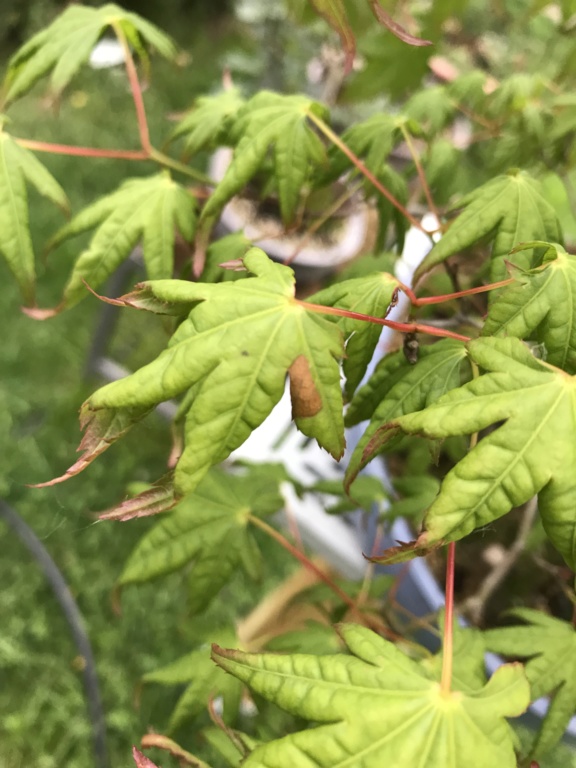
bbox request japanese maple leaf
[483,241,576,373]
[38,249,345,497]
[169,88,245,156]
[213,623,529,768]
[370,337,576,569]
[485,609,576,761]
[143,626,242,730]
[119,466,284,613]
[3,3,175,102]
[197,91,329,245]
[0,125,68,306]
[414,170,562,283]
[47,173,197,311]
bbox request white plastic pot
[210,148,376,284]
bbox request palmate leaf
[307,272,400,399]
[143,627,243,730]
[169,88,245,156]
[483,241,576,373]
[0,126,68,306]
[484,609,576,761]
[3,3,176,103]
[42,249,345,496]
[212,623,529,768]
[197,92,329,245]
[372,337,576,569]
[414,170,562,284]
[344,339,470,491]
[48,173,197,311]
[120,467,284,609]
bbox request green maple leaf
[197,92,329,245]
[483,241,576,373]
[344,339,470,491]
[373,337,576,568]
[3,3,176,103]
[169,88,245,156]
[43,249,345,496]
[212,623,529,767]
[414,171,562,284]
[48,173,197,311]
[484,609,576,761]
[405,85,455,134]
[307,272,400,399]
[0,126,68,306]
[120,467,284,611]
[143,627,242,731]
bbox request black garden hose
[0,500,109,768]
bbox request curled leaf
[368,0,432,47]
[309,0,356,74]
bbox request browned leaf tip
[82,278,129,306]
[289,355,323,419]
[369,0,432,47]
[21,305,61,320]
[141,734,203,767]
[98,475,176,521]
[132,746,160,768]
[193,243,206,278]
[219,258,248,271]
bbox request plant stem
[440,541,456,695]
[306,110,426,233]
[15,138,148,160]
[248,514,396,638]
[400,124,440,222]
[148,146,213,183]
[112,22,152,154]
[287,178,364,264]
[459,497,538,625]
[301,300,471,342]
[400,276,515,307]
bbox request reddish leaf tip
[21,305,60,320]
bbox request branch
[301,300,471,342]
[459,497,538,626]
[112,22,152,153]
[400,123,440,222]
[15,138,148,160]
[248,514,397,639]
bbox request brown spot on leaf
[289,355,322,419]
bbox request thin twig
[112,22,152,153]
[15,138,148,160]
[306,110,426,232]
[301,300,471,342]
[400,124,440,223]
[286,179,364,265]
[459,497,539,626]
[248,514,397,639]
[441,542,456,694]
